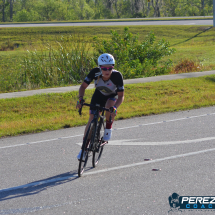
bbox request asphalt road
[1,106,215,215]
[0,19,213,28]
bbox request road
[0,19,213,28]
[1,106,215,214]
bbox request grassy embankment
[0,25,215,137]
[0,75,215,138]
[0,25,215,93]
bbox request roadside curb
[1,70,215,99]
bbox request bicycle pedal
[100,141,108,147]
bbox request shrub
[20,27,175,90]
[171,59,202,74]
[20,35,96,89]
[92,27,176,79]
[13,9,41,22]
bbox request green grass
[1,25,214,50]
[1,25,215,93]
[0,75,215,138]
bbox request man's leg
[103,98,116,141]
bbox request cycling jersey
[84,67,124,96]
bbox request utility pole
[214,0,215,27]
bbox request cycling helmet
[98,53,115,66]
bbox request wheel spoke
[78,122,94,177]
[92,119,105,167]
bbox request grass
[1,25,215,50]
[0,74,215,138]
[1,25,215,93]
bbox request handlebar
[78,102,113,121]
[79,103,111,115]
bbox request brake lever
[78,106,82,115]
[78,99,85,116]
[109,107,113,122]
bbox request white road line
[76,136,215,146]
[0,134,83,149]
[1,147,215,193]
[108,136,215,145]
[0,112,215,150]
[114,113,215,130]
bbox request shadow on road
[0,167,93,201]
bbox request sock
[106,120,113,129]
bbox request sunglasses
[100,66,114,71]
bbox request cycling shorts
[89,89,117,114]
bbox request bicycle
[78,102,112,177]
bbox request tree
[94,0,104,19]
[2,0,6,22]
[151,0,162,17]
[1,0,214,22]
[162,0,179,17]
[9,0,13,21]
[147,0,151,17]
[134,0,141,14]
[114,0,131,18]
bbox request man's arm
[78,82,89,98]
[76,82,89,109]
[115,91,124,108]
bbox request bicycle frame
[79,103,110,151]
[78,103,110,176]
[78,102,113,176]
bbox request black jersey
[84,67,124,96]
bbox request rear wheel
[92,118,105,167]
[78,122,94,177]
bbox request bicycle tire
[78,122,94,177]
[92,117,105,167]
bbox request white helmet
[98,53,115,66]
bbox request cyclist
[76,53,124,160]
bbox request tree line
[0,0,213,22]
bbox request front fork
[87,117,98,152]
[86,109,106,152]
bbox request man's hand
[109,106,117,118]
[76,97,85,109]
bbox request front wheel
[92,118,105,167]
[78,122,94,177]
[78,149,89,177]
